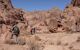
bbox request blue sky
[11,0,71,11]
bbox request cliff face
[0,0,24,25]
[71,0,80,7]
[0,0,13,11]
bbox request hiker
[11,24,20,39]
[30,27,36,35]
[10,24,25,45]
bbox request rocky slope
[0,0,80,50]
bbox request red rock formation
[71,0,80,7]
[0,0,13,11]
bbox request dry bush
[30,42,43,50]
[25,37,44,50]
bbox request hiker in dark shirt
[10,24,25,45]
[11,24,20,39]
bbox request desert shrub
[26,39,43,50]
